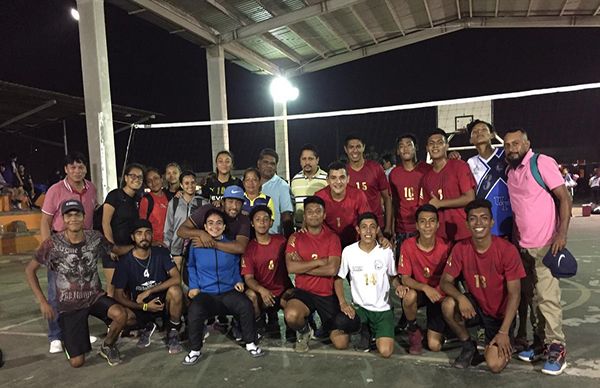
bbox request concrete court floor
[0,214,599,388]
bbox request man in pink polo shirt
[504,129,572,376]
[40,152,98,354]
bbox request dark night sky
[2,0,600,182]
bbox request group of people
[25,121,573,376]
[0,153,36,211]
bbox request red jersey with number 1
[389,162,432,233]
[421,159,476,242]
[347,160,390,226]
[285,228,341,296]
[398,236,450,298]
[241,235,292,297]
[444,237,525,319]
[315,186,371,248]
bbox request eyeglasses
[126,173,143,180]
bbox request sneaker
[518,343,547,363]
[408,328,424,355]
[137,322,157,349]
[294,327,313,353]
[89,335,98,344]
[49,340,63,354]
[395,315,408,333]
[167,329,183,354]
[98,343,120,366]
[476,328,486,351]
[542,343,567,376]
[285,327,297,343]
[357,325,371,352]
[513,337,529,353]
[453,340,477,369]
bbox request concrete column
[76,0,117,203]
[274,101,290,181]
[206,45,229,169]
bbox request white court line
[0,316,43,331]
[0,331,46,337]
[562,279,592,312]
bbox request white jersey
[338,242,397,312]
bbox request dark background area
[1,1,599,184]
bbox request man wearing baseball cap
[112,219,184,354]
[25,199,132,367]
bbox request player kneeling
[440,199,525,373]
[242,205,293,337]
[397,205,451,354]
[335,212,404,358]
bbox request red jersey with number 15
[285,228,342,296]
[444,237,525,319]
[389,162,432,233]
[315,186,371,248]
[347,160,390,226]
[241,235,292,297]
[421,159,476,242]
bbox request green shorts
[355,306,395,339]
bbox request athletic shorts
[464,293,514,344]
[287,288,340,332]
[355,306,395,338]
[416,291,446,334]
[58,296,117,358]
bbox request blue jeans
[47,270,62,342]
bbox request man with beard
[25,200,131,367]
[504,129,572,376]
[112,219,184,354]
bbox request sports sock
[246,342,258,351]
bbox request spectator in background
[164,162,181,200]
[560,166,578,198]
[380,153,395,179]
[18,164,35,202]
[202,151,242,207]
[139,167,169,245]
[590,168,600,205]
[241,167,275,219]
[258,148,294,237]
[3,153,24,188]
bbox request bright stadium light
[270,77,299,103]
[70,8,80,21]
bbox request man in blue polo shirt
[258,148,294,237]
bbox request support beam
[423,0,434,28]
[225,42,282,74]
[385,0,406,35]
[221,0,366,43]
[206,45,230,167]
[560,0,569,16]
[273,101,290,182]
[527,0,534,17]
[456,0,461,19]
[0,100,56,130]
[350,6,378,44]
[287,25,463,76]
[595,4,600,16]
[495,0,499,17]
[316,16,353,51]
[76,0,118,203]
[469,0,473,18]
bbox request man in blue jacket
[182,208,264,365]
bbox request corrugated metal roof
[110,0,600,75]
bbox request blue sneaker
[517,343,547,362]
[542,343,567,376]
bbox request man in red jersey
[389,134,432,246]
[440,199,525,373]
[315,161,371,248]
[398,204,450,355]
[421,128,476,243]
[344,135,393,238]
[283,196,351,353]
[242,205,293,335]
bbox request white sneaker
[89,335,98,344]
[49,340,63,354]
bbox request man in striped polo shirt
[291,144,328,229]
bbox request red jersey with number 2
[285,228,341,296]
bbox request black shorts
[464,293,513,344]
[287,288,341,332]
[58,296,117,358]
[416,291,446,334]
[132,292,168,326]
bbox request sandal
[247,346,265,358]
[181,351,201,366]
